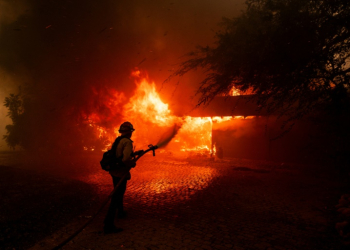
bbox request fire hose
[52,144,158,250]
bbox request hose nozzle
[148,144,158,156]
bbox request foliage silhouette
[174,0,350,121]
[3,88,110,152]
[3,92,24,149]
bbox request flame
[121,70,179,149]
[229,86,241,96]
[212,116,233,123]
[229,84,255,96]
[82,87,127,151]
[84,69,255,157]
[212,116,254,122]
[119,70,216,156]
[124,73,174,126]
[213,143,217,155]
[174,116,212,155]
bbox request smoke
[0,0,245,151]
[213,118,267,138]
[0,0,28,30]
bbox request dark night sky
[0,0,245,149]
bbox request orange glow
[172,116,212,156]
[84,88,126,147]
[212,116,233,123]
[120,70,216,156]
[124,74,175,126]
[229,86,241,96]
[75,155,219,200]
[83,69,256,156]
[136,165,217,196]
[118,70,215,156]
[121,70,179,150]
[228,85,255,96]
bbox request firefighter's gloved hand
[134,150,144,156]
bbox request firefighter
[103,121,141,234]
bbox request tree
[3,92,24,149]
[174,0,350,120]
[3,89,111,152]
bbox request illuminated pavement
[30,154,343,250]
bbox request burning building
[82,69,257,157]
[82,68,326,164]
[0,0,329,165]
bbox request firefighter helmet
[118,121,135,133]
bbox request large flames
[87,69,253,157]
[125,70,173,126]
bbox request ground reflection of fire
[87,69,254,157]
[123,157,219,203]
[75,156,219,202]
[137,166,216,195]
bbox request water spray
[156,124,181,148]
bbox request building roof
[188,95,265,117]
